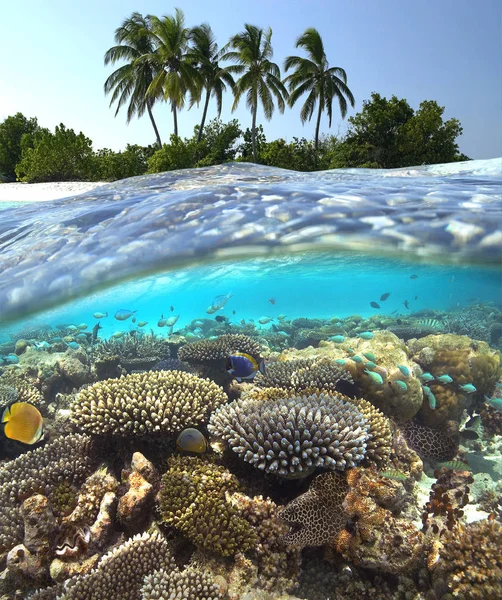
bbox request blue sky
[1,0,500,159]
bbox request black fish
[92,322,102,344]
[410,275,418,279]
[380,293,390,301]
[404,300,410,309]
[215,315,226,323]
[232,310,236,315]
[370,301,380,309]
[415,295,418,300]
[170,306,174,312]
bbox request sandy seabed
[0,181,106,203]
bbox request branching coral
[158,455,256,557]
[254,358,353,392]
[56,532,176,600]
[431,520,502,600]
[349,397,393,465]
[278,472,348,548]
[71,370,227,436]
[91,333,171,361]
[141,567,226,600]
[208,392,370,477]
[178,334,261,364]
[400,420,458,462]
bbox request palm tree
[188,24,235,142]
[104,12,162,148]
[284,28,355,150]
[222,25,288,162]
[141,9,202,137]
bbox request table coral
[71,370,227,436]
[208,392,370,478]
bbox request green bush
[95,144,154,181]
[15,124,97,182]
[0,113,40,181]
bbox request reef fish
[410,274,419,279]
[380,469,407,482]
[93,312,108,319]
[258,317,273,325]
[335,359,347,366]
[208,293,232,314]
[364,369,383,384]
[423,386,436,410]
[363,352,376,361]
[436,461,472,472]
[176,428,208,453]
[436,374,453,384]
[392,380,408,391]
[380,293,390,301]
[77,324,88,330]
[365,361,377,369]
[277,314,287,321]
[268,298,276,305]
[158,315,167,327]
[358,332,374,340]
[1,354,20,365]
[1,402,44,445]
[111,331,125,339]
[331,335,345,343]
[370,301,381,309]
[459,383,477,393]
[165,315,180,327]
[484,396,502,412]
[114,309,136,321]
[137,321,148,327]
[352,356,363,363]
[35,341,51,350]
[419,372,435,383]
[398,365,410,377]
[227,352,266,382]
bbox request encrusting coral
[178,333,261,364]
[71,370,227,436]
[158,455,256,557]
[430,519,502,600]
[208,392,370,478]
[279,472,349,548]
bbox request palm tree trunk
[251,102,258,163]
[198,89,211,142]
[147,102,162,148]
[314,97,323,152]
[172,101,178,137]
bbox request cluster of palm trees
[104,9,355,161]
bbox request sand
[0,181,106,203]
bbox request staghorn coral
[208,392,370,478]
[178,333,261,364]
[141,566,226,600]
[400,420,458,462]
[158,455,256,557]
[0,435,95,556]
[91,333,171,361]
[71,370,227,436]
[431,519,502,600]
[279,472,348,548]
[254,358,353,392]
[56,532,176,600]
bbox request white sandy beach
[0,181,106,203]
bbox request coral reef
[400,420,458,462]
[118,453,158,533]
[178,333,261,364]
[141,566,226,600]
[348,397,393,465]
[55,532,176,600]
[209,392,370,477]
[430,519,502,599]
[279,472,349,548]
[158,455,256,557]
[71,370,227,436]
[151,356,196,373]
[254,358,353,392]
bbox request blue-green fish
[50,336,63,343]
[419,372,435,383]
[352,356,363,363]
[363,352,376,361]
[77,324,88,330]
[423,386,436,409]
[398,365,410,377]
[459,383,476,393]
[93,312,108,319]
[66,341,80,350]
[484,396,502,412]
[35,341,51,350]
[331,335,345,343]
[495,382,502,390]
[111,331,125,339]
[364,369,383,384]
[365,361,377,369]
[1,354,20,365]
[358,332,374,340]
[393,380,408,391]
[436,374,453,384]
[335,359,347,366]
[137,321,148,327]
[346,347,355,355]
[67,325,78,332]
[380,469,407,482]
[114,309,137,321]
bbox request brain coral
[400,421,458,462]
[208,392,370,478]
[159,455,256,557]
[254,358,353,392]
[141,567,225,600]
[56,532,175,600]
[71,370,227,436]
[178,333,261,364]
[279,472,349,548]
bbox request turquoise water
[0,160,501,599]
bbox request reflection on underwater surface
[0,161,501,599]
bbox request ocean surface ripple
[0,159,500,322]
